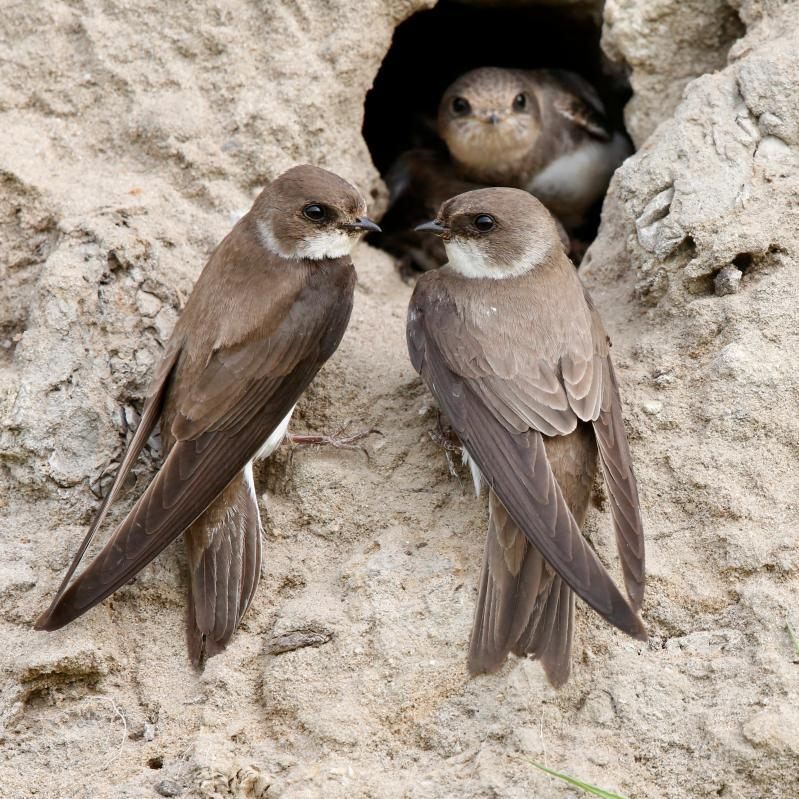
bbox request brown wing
[582,290,645,608]
[546,70,612,142]
[34,341,181,629]
[36,265,355,631]
[408,280,646,640]
[420,299,599,438]
[470,423,596,683]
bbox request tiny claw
[428,412,464,490]
[286,424,382,455]
[428,428,461,453]
[429,410,462,452]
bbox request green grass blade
[788,622,799,658]
[524,759,630,799]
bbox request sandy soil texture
[1,1,797,798]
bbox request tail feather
[468,489,575,686]
[468,494,547,675]
[186,465,262,666]
[514,576,575,687]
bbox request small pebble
[267,627,333,655]
[143,722,156,742]
[653,370,676,386]
[715,265,742,296]
[642,400,663,415]
[155,779,182,797]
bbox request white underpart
[461,448,483,496]
[444,237,545,280]
[257,219,357,261]
[254,405,295,461]
[243,460,257,504]
[528,133,630,225]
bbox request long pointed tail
[185,464,262,666]
[468,490,574,686]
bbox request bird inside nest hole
[362,0,633,275]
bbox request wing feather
[593,358,646,608]
[37,266,354,631]
[408,275,646,638]
[421,332,645,638]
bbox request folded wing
[37,268,354,630]
[407,278,646,638]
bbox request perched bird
[408,188,646,685]
[35,165,380,665]
[438,67,631,231]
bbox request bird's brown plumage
[36,165,372,664]
[438,67,615,189]
[407,187,646,683]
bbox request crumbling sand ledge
[1,1,798,798]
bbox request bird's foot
[428,413,463,488]
[287,420,382,455]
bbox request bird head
[415,187,560,279]
[438,67,540,178]
[253,165,380,260]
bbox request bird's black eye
[512,93,527,111]
[303,203,326,222]
[452,97,471,115]
[474,214,495,232]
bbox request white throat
[257,219,355,261]
[444,238,538,280]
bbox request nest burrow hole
[363,0,632,247]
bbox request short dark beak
[414,220,449,236]
[344,216,381,233]
[487,113,500,125]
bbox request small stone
[143,722,156,741]
[742,704,799,756]
[642,400,663,415]
[653,369,676,386]
[154,779,182,797]
[582,690,616,725]
[124,404,141,431]
[266,627,333,655]
[714,265,742,296]
[136,289,162,317]
[588,751,610,767]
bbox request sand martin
[438,67,631,231]
[408,187,645,685]
[380,67,627,273]
[36,165,380,664]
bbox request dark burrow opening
[363,1,633,266]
